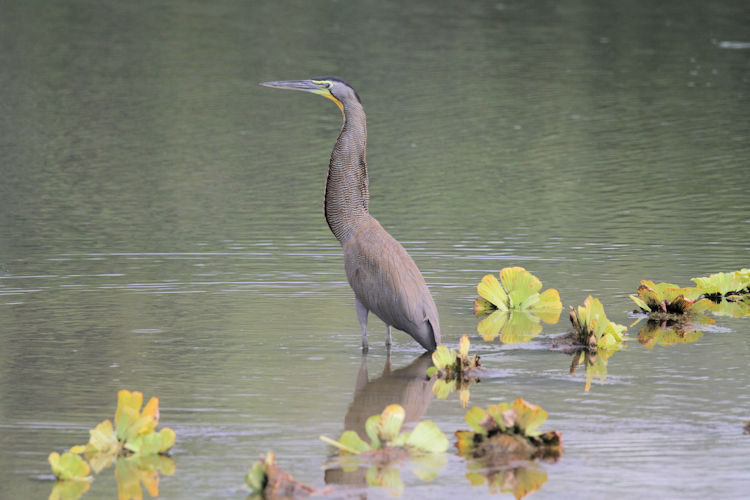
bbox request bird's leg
[385,325,392,347]
[355,297,369,352]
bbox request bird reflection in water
[323,352,436,490]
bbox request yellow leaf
[377,404,405,442]
[458,335,470,357]
[477,274,509,310]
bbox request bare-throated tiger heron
[260,77,440,352]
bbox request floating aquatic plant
[455,398,562,463]
[465,461,548,500]
[561,296,626,392]
[48,390,176,500]
[629,280,712,317]
[427,335,481,378]
[569,296,626,350]
[246,451,316,498]
[321,405,448,494]
[692,269,750,300]
[321,404,449,456]
[48,451,92,500]
[474,267,562,320]
[427,335,481,407]
[474,267,561,344]
[71,390,175,467]
[48,451,92,481]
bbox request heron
[260,77,441,352]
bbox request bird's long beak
[260,79,327,94]
[260,79,344,114]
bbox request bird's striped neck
[324,101,370,244]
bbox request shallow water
[1,0,749,498]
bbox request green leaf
[477,274,509,310]
[425,366,438,378]
[115,390,143,441]
[48,451,91,481]
[532,288,563,323]
[320,431,372,455]
[692,271,750,296]
[431,345,456,370]
[486,403,509,432]
[500,267,542,308]
[572,296,626,350]
[365,415,381,449]
[83,419,119,456]
[464,407,488,434]
[114,390,160,443]
[377,404,405,442]
[405,421,449,453]
[511,398,548,436]
[126,427,176,455]
[244,460,266,493]
[458,335,470,357]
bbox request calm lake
[1,0,749,498]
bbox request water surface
[1,0,749,498]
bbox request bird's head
[260,77,361,114]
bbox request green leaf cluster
[69,390,175,468]
[474,267,562,344]
[569,296,626,350]
[692,269,750,298]
[463,398,548,438]
[456,399,562,463]
[427,335,480,378]
[49,390,176,500]
[320,404,449,456]
[427,335,482,408]
[629,280,712,315]
[474,267,562,320]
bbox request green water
[1,0,749,498]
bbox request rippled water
[1,0,749,498]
